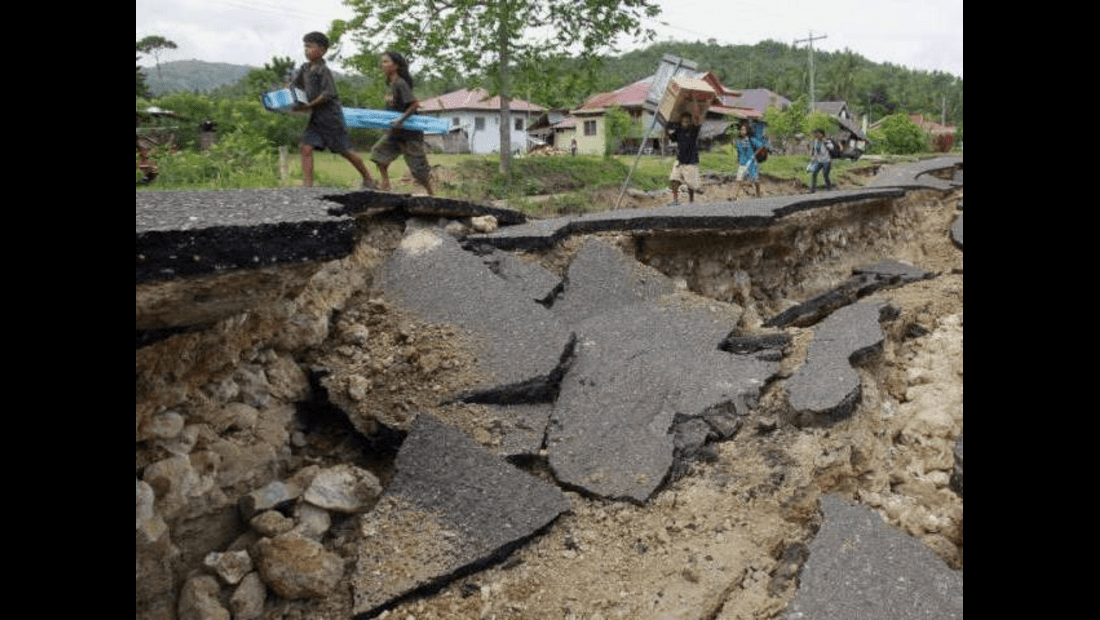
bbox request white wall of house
[431,110,537,155]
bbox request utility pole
[794,30,827,115]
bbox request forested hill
[139,60,255,97]
[140,39,962,125]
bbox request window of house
[584,120,597,136]
[514,117,524,131]
[452,117,460,126]
[475,117,485,131]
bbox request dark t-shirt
[668,124,701,165]
[292,60,348,149]
[385,76,423,141]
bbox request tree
[136,52,151,98]
[603,105,634,158]
[245,56,299,98]
[329,0,661,175]
[869,113,927,154]
[137,35,178,80]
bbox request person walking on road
[807,128,833,193]
[732,121,767,200]
[667,101,705,205]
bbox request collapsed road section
[136,156,962,620]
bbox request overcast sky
[136,0,963,79]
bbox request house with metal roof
[417,88,545,154]
[566,72,762,156]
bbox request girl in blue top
[733,122,767,199]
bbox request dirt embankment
[136,170,962,620]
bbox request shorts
[669,162,700,191]
[371,133,431,185]
[301,115,351,154]
[736,163,759,182]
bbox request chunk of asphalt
[785,495,962,619]
[135,188,359,284]
[478,248,562,307]
[135,188,359,331]
[765,260,933,329]
[547,301,779,503]
[951,213,963,250]
[482,402,555,461]
[785,302,889,423]
[379,227,574,397]
[468,189,908,252]
[321,189,527,225]
[864,156,962,189]
[547,238,676,326]
[351,414,568,618]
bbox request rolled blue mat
[342,108,450,134]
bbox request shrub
[869,114,927,155]
[931,132,956,153]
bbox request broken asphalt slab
[548,300,779,503]
[136,188,359,285]
[351,414,569,618]
[537,239,778,502]
[863,156,962,190]
[951,213,963,249]
[546,238,677,326]
[785,301,892,424]
[321,188,527,226]
[764,259,936,329]
[467,188,907,251]
[378,226,574,400]
[785,494,962,619]
[136,188,359,332]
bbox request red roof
[574,78,652,111]
[419,88,544,113]
[574,72,740,114]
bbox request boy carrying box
[666,99,706,205]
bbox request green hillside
[139,59,256,96]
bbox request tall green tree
[137,35,178,80]
[329,0,661,175]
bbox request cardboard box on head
[657,77,716,126]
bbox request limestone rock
[249,510,295,537]
[229,572,267,620]
[255,535,343,600]
[302,464,382,514]
[203,550,253,585]
[177,574,230,620]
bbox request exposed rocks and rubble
[137,159,962,620]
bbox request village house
[417,88,545,155]
[726,88,791,116]
[563,71,762,156]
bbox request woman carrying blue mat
[370,51,434,195]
